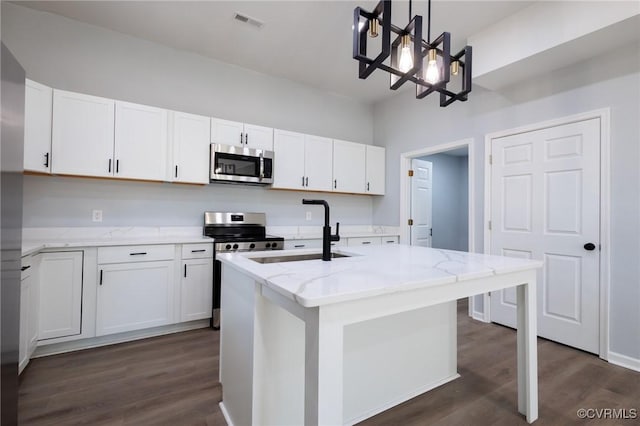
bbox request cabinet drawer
[182,243,213,259]
[284,239,323,250]
[382,236,399,244]
[98,244,175,264]
[347,237,382,246]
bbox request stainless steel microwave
[210,143,274,185]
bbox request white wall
[2,3,374,228]
[420,153,468,251]
[373,43,640,360]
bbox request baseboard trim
[608,351,640,372]
[219,402,233,426]
[344,373,461,425]
[32,320,210,357]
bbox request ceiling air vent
[233,12,264,29]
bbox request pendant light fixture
[353,0,472,107]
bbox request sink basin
[249,252,352,264]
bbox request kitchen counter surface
[218,244,544,307]
[21,227,212,256]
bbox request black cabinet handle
[129,252,147,256]
[99,269,103,285]
[334,179,337,189]
[175,165,178,178]
[116,159,120,173]
[305,177,309,187]
[191,249,206,253]
[240,133,243,144]
[294,244,305,248]
[44,152,49,168]
[21,265,31,272]
[367,182,370,191]
[362,241,371,245]
[302,176,305,187]
[184,264,187,277]
[584,243,596,251]
[108,159,112,173]
[245,133,248,145]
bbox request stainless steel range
[203,212,283,328]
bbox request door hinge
[408,219,414,226]
[488,220,492,230]
[489,154,493,165]
[408,169,414,177]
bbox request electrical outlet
[92,210,103,222]
[305,211,312,221]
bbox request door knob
[584,243,596,251]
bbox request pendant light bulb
[425,48,439,84]
[398,35,413,73]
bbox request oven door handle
[259,153,265,180]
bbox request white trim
[399,138,477,316]
[219,402,235,426]
[607,351,640,373]
[483,108,611,360]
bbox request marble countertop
[21,227,212,256]
[218,245,544,308]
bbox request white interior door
[410,159,433,247]
[490,118,601,354]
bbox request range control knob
[271,242,277,248]
[225,244,232,250]
[265,243,271,248]
[249,243,255,249]
[232,244,239,250]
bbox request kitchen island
[217,244,543,425]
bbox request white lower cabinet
[97,245,175,336]
[181,258,213,322]
[347,237,382,246]
[38,251,83,341]
[19,256,40,374]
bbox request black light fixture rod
[409,0,412,21]
[427,0,432,43]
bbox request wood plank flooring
[19,301,640,425]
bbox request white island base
[218,245,541,425]
[220,264,458,425]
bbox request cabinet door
[114,101,168,181]
[24,79,53,173]
[39,251,83,340]
[365,145,386,195]
[333,139,366,194]
[304,135,333,192]
[272,129,305,190]
[52,90,115,177]
[19,271,30,374]
[244,124,273,151]
[171,111,210,184]
[181,259,213,322]
[211,118,244,147]
[97,261,175,336]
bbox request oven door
[210,143,273,184]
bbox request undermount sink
[249,252,352,264]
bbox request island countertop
[217,244,544,307]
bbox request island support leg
[517,281,538,423]
[304,307,344,426]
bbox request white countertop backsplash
[22,225,400,256]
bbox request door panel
[410,159,432,247]
[490,118,600,354]
[304,135,333,192]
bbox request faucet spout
[302,199,340,261]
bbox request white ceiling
[17,0,534,104]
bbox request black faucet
[302,199,340,261]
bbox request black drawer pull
[99,270,103,285]
[108,159,112,173]
[362,241,371,245]
[294,244,305,248]
[184,264,187,277]
[191,249,206,253]
[21,265,31,272]
[44,152,49,168]
[386,240,396,244]
[129,252,147,256]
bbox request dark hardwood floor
[19,302,640,425]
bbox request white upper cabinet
[272,130,333,192]
[114,101,168,181]
[304,135,333,192]
[211,118,273,151]
[272,129,305,189]
[332,139,366,194]
[169,111,210,184]
[51,90,115,178]
[365,145,386,195]
[24,79,53,173]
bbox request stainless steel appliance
[210,143,274,185]
[203,212,283,328]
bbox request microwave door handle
[259,154,265,180]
